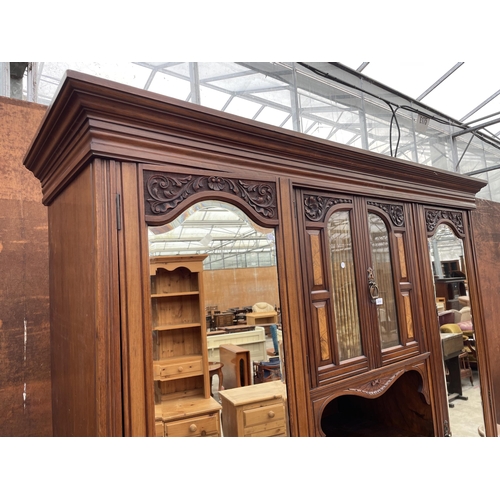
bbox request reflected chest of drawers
[155,396,221,437]
[219,381,288,437]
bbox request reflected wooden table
[208,361,224,396]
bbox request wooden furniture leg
[209,362,224,396]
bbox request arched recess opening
[320,370,433,437]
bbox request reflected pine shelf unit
[150,254,221,436]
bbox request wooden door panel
[297,188,424,388]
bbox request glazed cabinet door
[296,189,423,387]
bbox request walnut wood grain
[472,199,500,427]
[22,71,496,437]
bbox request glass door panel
[368,213,400,349]
[299,189,419,387]
[327,210,362,361]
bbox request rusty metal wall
[0,96,52,436]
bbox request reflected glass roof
[148,201,276,271]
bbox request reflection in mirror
[148,200,288,437]
[368,213,400,349]
[327,210,362,361]
[428,223,484,436]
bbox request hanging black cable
[388,103,401,157]
[298,62,405,157]
[296,62,483,158]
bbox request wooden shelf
[154,322,202,331]
[151,291,200,299]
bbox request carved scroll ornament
[367,201,405,227]
[145,172,277,220]
[425,209,465,237]
[304,195,352,222]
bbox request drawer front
[165,413,220,437]
[154,358,203,380]
[245,425,287,437]
[243,401,285,428]
[242,401,285,435]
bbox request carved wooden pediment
[144,171,278,225]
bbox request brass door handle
[367,267,379,302]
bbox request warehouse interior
[2,58,500,500]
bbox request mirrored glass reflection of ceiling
[148,201,275,269]
[429,224,464,263]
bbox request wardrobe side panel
[48,165,99,436]
[472,198,500,426]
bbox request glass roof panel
[253,106,290,127]
[251,88,291,108]
[419,62,500,122]
[224,96,263,119]
[148,72,191,100]
[206,71,287,93]
[354,61,459,103]
[199,86,232,110]
[37,62,149,104]
[6,60,500,200]
[198,62,254,80]
[157,62,190,78]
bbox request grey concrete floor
[448,370,484,437]
[213,337,486,437]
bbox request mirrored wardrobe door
[428,222,485,436]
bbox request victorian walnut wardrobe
[24,71,497,436]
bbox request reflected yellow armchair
[440,323,474,386]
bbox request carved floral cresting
[367,201,405,227]
[304,195,352,222]
[145,173,277,219]
[425,209,465,236]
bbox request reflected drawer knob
[268,411,275,418]
[189,424,197,433]
[178,366,184,372]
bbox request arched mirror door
[428,222,485,436]
[147,199,287,437]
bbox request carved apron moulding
[144,172,278,220]
[342,366,430,404]
[344,371,404,398]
